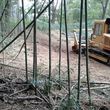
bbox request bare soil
[0,30,110,110]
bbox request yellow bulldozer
[72,18,110,64]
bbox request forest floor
[0,30,110,110]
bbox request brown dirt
[0,30,110,109]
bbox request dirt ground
[0,30,110,110]
[12,30,110,82]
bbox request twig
[54,75,86,110]
[82,85,110,90]
[81,81,110,85]
[10,87,29,97]
[30,101,46,105]
[9,95,43,101]
[71,74,86,90]
[36,88,50,105]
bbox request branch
[5,95,43,102]
[100,0,105,11]
[7,24,34,65]
[0,0,54,53]
[0,0,8,21]
[0,2,35,44]
[82,85,110,90]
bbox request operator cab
[92,18,110,38]
[106,18,110,33]
[92,20,105,38]
[90,18,110,51]
[108,25,110,33]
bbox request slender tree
[99,0,109,19]
[51,0,58,23]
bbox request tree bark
[100,0,109,19]
[51,0,58,23]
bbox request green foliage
[67,0,80,23]
[58,0,110,29]
[37,19,49,32]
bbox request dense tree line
[66,0,110,23]
[0,0,110,34]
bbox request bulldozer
[72,18,110,64]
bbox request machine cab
[90,18,110,51]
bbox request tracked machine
[72,18,110,64]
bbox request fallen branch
[8,95,43,102]
[10,87,29,97]
[81,81,110,85]
[36,88,50,105]
[81,85,110,91]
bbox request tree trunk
[16,1,21,33]
[5,0,11,32]
[51,0,58,24]
[101,0,109,19]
